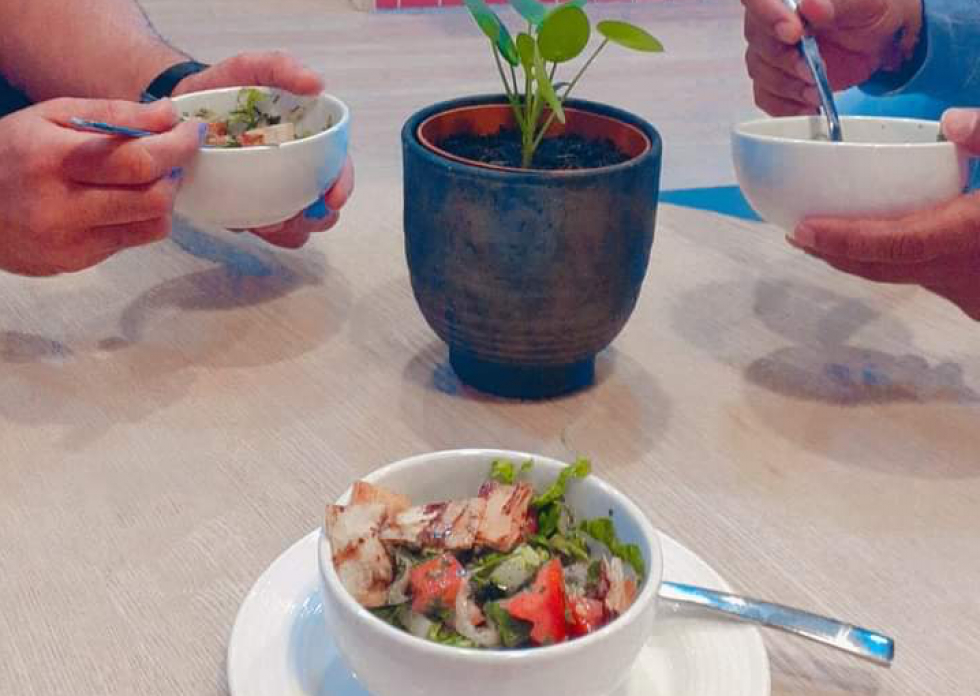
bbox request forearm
[0,0,191,102]
[861,0,980,104]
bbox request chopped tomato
[568,595,605,637]
[409,553,464,615]
[503,558,568,645]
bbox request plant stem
[523,65,533,158]
[562,39,608,104]
[493,45,524,130]
[528,39,609,156]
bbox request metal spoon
[68,117,157,138]
[659,581,894,666]
[780,0,843,141]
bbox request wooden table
[2,1,977,695]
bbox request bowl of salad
[317,449,663,696]
[171,86,349,229]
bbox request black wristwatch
[140,60,210,102]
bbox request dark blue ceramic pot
[402,95,662,399]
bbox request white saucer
[227,530,771,696]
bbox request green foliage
[463,0,663,168]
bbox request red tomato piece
[504,558,568,645]
[409,553,464,615]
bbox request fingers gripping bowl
[171,86,349,229]
[732,115,970,231]
[317,450,663,696]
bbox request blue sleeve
[860,0,980,105]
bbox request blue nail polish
[197,122,209,144]
[303,198,332,220]
[168,167,183,180]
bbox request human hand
[787,108,980,321]
[0,98,201,276]
[172,52,355,248]
[742,0,923,116]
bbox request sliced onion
[454,578,501,648]
[404,609,435,638]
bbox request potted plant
[402,0,664,399]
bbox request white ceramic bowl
[171,86,349,229]
[317,449,663,696]
[732,115,970,231]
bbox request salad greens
[328,458,645,650]
[189,87,324,148]
[581,517,645,579]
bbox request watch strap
[140,60,210,102]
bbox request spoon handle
[777,0,843,141]
[68,117,156,138]
[658,581,895,666]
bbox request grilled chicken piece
[351,481,411,519]
[325,502,393,608]
[380,503,444,546]
[240,122,296,146]
[381,499,488,551]
[600,557,637,617]
[476,482,533,552]
[426,498,487,550]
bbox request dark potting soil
[438,128,629,170]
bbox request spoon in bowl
[780,0,843,141]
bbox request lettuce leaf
[531,458,590,509]
[489,458,535,485]
[580,517,646,579]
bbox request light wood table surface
[1,1,977,695]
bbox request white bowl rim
[732,114,954,149]
[318,447,664,663]
[171,85,350,152]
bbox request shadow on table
[345,271,672,462]
[398,341,672,466]
[0,224,351,449]
[671,277,980,477]
[659,185,762,222]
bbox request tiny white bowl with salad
[172,86,349,229]
[318,449,663,696]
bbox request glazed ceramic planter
[402,95,662,399]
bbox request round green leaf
[516,32,535,72]
[497,21,520,66]
[547,0,585,14]
[508,0,546,26]
[537,5,590,63]
[465,0,501,42]
[596,20,663,52]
